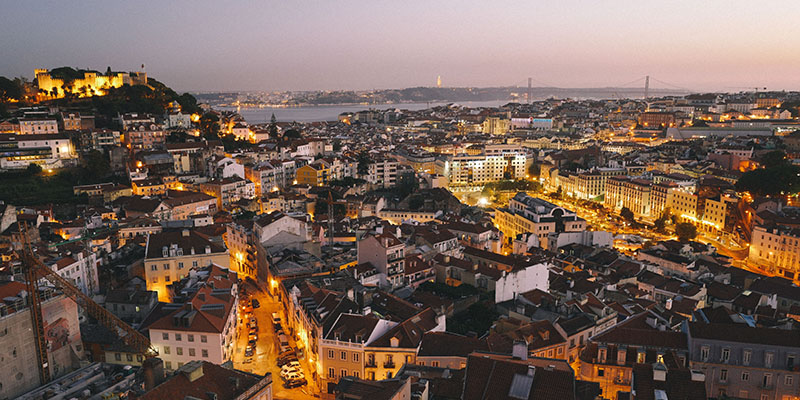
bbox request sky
[2,0,800,93]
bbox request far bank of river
[219,100,510,123]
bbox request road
[233,281,320,399]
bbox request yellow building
[144,230,229,301]
[35,68,148,99]
[131,178,166,196]
[295,163,329,186]
[482,117,510,135]
[749,225,800,281]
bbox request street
[233,281,320,400]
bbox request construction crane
[17,223,157,385]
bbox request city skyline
[3,1,800,92]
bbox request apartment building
[199,177,256,209]
[144,230,229,301]
[123,123,165,152]
[684,321,800,399]
[605,176,652,218]
[357,232,406,289]
[295,162,330,186]
[749,225,800,281]
[366,159,399,188]
[48,251,100,296]
[446,153,526,186]
[0,133,78,170]
[19,117,59,134]
[494,192,586,246]
[146,265,239,372]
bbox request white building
[19,118,59,135]
[0,133,78,170]
[495,262,551,303]
[445,153,526,186]
[545,230,613,251]
[254,211,311,244]
[357,232,406,289]
[49,251,100,296]
[146,265,239,372]
[366,159,399,188]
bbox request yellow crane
[17,223,158,385]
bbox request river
[219,100,511,123]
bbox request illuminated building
[481,116,510,135]
[604,176,652,218]
[35,68,147,99]
[143,230,230,301]
[225,220,259,279]
[748,225,800,280]
[295,162,330,186]
[557,168,625,200]
[494,193,586,246]
[0,133,77,170]
[446,153,526,186]
[123,123,166,152]
[18,117,59,134]
[144,264,238,371]
[199,177,256,209]
[131,178,167,196]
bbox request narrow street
[233,281,320,399]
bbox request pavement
[233,281,320,399]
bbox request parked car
[272,312,281,325]
[281,361,301,371]
[277,355,298,367]
[251,299,260,308]
[273,323,282,333]
[244,347,254,357]
[281,370,304,381]
[283,378,307,388]
[248,333,257,342]
[248,339,256,347]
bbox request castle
[35,68,148,99]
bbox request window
[202,349,208,358]
[201,335,207,343]
[189,348,195,357]
[162,333,169,340]
[341,351,347,360]
[766,352,775,368]
[406,355,412,364]
[178,262,184,269]
[175,333,182,341]
[163,263,169,270]
[151,264,157,271]
[720,369,728,382]
[163,346,170,355]
[151,277,158,283]
[176,347,183,356]
[700,346,710,361]
[193,261,198,267]
[765,373,773,387]
[353,353,359,363]
[328,350,334,359]
[165,361,172,370]
[598,368,605,377]
[432,361,439,367]
[786,375,794,386]
[137,355,143,362]
[353,371,359,378]
[115,353,122,361]
[127,354,133,361]
[188,334,194,342]
[743,350,751,366]
[789,355,796,370]
[165,275,171,283]
[341,369,347,378]
[722,348,730,362]
[328,368,335,378]
[742,371,749,381]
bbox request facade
[605,176,653,218]
[494,193,586,245]
[144,230,230,301]
[749,225,800,281]
[295,163,330,186]
[357,233,406,289]
[446,153,526,186]
[146,265,239,372]
[90,129,121,149]
[0,133,78,170]
[123,123,166,152]
[366,159,399,189]
[19,117,59,135]
[35,68,147,99]
[199,177,256,209]
[48,251,100,296]
[684,321,800,400]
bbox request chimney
[205,245,211,254]
[142,357,165,391]
[665,298,673,310]
[653,362,667,382]
[512,340,528,360]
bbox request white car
[281,367,303,379]
[281,361,301,371]
[282,371,304,381]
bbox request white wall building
[495,262,551,303]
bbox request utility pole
[644,75,650,100]
[527,77,532,104]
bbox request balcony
[365,360,376,368]
[383,361,395,369]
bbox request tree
[527,163,540,178]
[675,222,697,242]
[357,151,371,176]
[620,207,635,224]
[0,76,22,101]
[760,150,789,169]
[26,163,42,175]
[268,113,279,138]
[283,128,301,139]
[199,112,220,139]
[736,164,800,196]
[653,208,671,233]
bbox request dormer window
[390,337,399,348]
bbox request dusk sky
[3,0,800,92]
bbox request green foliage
[0,169,87,206]
[447,301,499,337]
[481,179,542,196]
[736,163,800,196]
[527,163,541,177]
[356,151,371,175]
[418,281,479,299]
[760,150,790,169]
[26,163,43,175]
[0,76,22,101]
[620,207,635,223]
[654,208,671,233]
[268,113,279,138]
[200,112,221,139]
[675,222,698,242]
[283,128,301,139]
